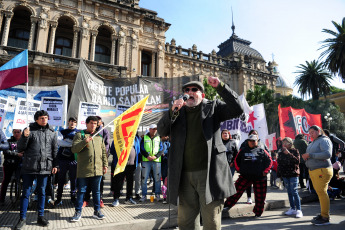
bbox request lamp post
[324,113,332,130]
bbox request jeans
[20,174,48,219]
[56,159,77,200]
[141,161,161,196]
[75,176,102,212]
[134,162,142,195]
[282,177,301,210]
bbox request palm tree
[246,85,274,106]
[319,17,345,81]
[294,60,333,101]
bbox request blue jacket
[110,135,141,168]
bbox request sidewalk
[0,171,318,230]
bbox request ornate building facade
[0,0,283,97]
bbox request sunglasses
[184,87,199,93]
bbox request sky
[139,0,345,97]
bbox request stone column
[130,34,138,77]
[71,27,80,58]
[33,66,40,86]
[151,52,156,77]
[48,22,58,54]
[28,17,38,50]
[1,12,13,46]
[0,12,4,35]
[157,44,165,77]
[117,31,126,66]
[110,34,116,65]
[90,30,98,61]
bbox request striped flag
[113,95,149,175]
[0,50,28,90]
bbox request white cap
[149,124,157,129]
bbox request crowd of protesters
[0,78,344,230]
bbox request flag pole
[26,82,29,127]
[92,116,117,137]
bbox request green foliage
[294,60,333,100]
[329,86,345,95]
[320,17,345,81]
[203,78,220,100]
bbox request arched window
[54,37,72,56]
[95,44,110,63]
[8,28,30,48]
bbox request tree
[293,60,333,100]
[202,78,220,100]
[246,85,274,106]
[319,17,345,81]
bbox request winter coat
[235,145,272,180]
[223,139,238,165]
[293,137,308,164]
[277,148,300,177]
[17,122,58,175]
[305,135,332,171]
[71,131,108,178]
[3,136,21,165]
[157,82,243,205]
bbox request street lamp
[324,113,332,130]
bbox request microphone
[173,94,190,112]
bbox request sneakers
[139,196,146,202]
[295,210,303,218]
[100,200,105,208]
[14,219,26,230]
[111,199,120,207]
[54,200,63,207]
[135,194,141,200]
[124,198,137,205]
[163,198,167,204]
[247,197,253,204]
[285,208,297,216]
[71,211,82,222]
[93,210,105,220]
[155,194,161,202]
[312,217,330,225]
[64,183,71,189]
[82,201,89,208]
[37,216,49,227]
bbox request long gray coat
[157,83,243,205]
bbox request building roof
[217,34,264,60]
[275,71,292,88]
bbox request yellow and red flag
[113,95,149,175]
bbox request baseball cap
[149,124,157,129]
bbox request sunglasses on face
[184,87,199,93]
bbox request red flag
[0,50,28,90]
[278,104,322,142]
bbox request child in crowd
[270,153,278,188]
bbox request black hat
[182,81,204,92]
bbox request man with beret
[157,76,243,230]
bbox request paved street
[220,200,345,230]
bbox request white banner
[77,102,101,130]
[0,97,8,129]
[13,98,41,130]
[221,94,269,149]
[265,133,277,151]
[41,97,64,127]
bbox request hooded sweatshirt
[305,135,332,171]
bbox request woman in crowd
[277,137,303,218]
[222,129,238,176]
[302,125,333,226]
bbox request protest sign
[41,97,64,126]
[12,98,41,130]
[77,102,101,130]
